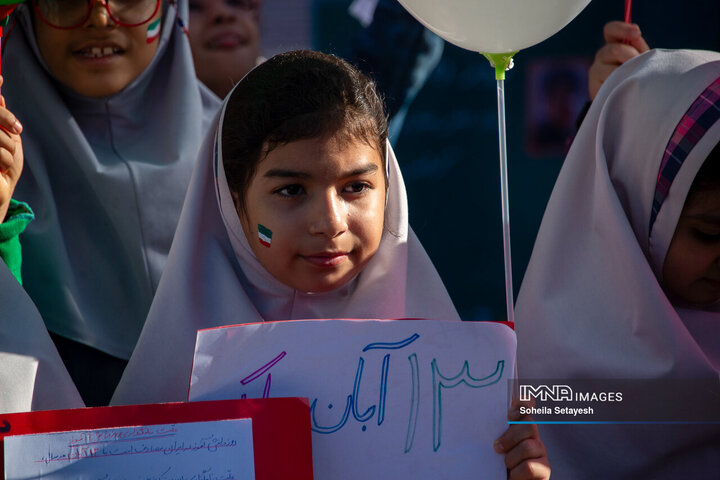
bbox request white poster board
[190,319,515,479]
[4,420,255,480]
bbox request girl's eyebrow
[263,163,379,179]
[263,169,311,179]
[341,164,379,177]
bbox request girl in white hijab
[516,49,720,478]
[113,49,461,406]
[4,0,220,405]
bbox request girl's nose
[209,0,239,24]
[308,192,348,238]
[85,0,115,27]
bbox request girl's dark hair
[222,50,388,209]
[686,141,720,207]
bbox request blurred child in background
[188,0,261,98]
[5,0,220,406]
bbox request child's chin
[291,275,356,295]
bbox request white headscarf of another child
[0,262,83,413]
[516,49,720,478]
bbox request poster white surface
[190,319,515,479]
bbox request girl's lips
[206,32,247,50]
[73,44,125,64]
[301,252,349,267]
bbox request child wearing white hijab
[516,49,720,478]
[113,49,461,404]
[114,50,550,479]
[4,0,220,405]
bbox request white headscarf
[112,67,460,405]
[0,262,83,413]
[4,1,221,360]
[516,49,720,478]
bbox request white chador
[516,49,720,479]
[0,262,83,413]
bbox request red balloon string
[624,0,633,23]
[622,0,633,45]
[0,5,20,89]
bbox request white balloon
[396,0,591,53]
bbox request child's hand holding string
[494,398,551,480]
[0,76,24,222]
[589,20,650,100]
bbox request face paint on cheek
[257,224,272,248]
[146,17,161,44]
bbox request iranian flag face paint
[146,17,161,44]
[258,224,272,248]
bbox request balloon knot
[481,52,518,81]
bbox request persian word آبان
[240,333,505,452]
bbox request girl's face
[663,188,720,306]
[32,2,161,98]
[236,135,386,293]
[188,0,260,98]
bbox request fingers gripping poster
[190,319,516,479]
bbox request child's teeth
[81,46,119,58]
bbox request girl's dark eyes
[693,228,720,243]
[274,185,304,197]
[343,182,371,194]
[273,182,372,198]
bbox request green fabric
[0,199,34,284]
